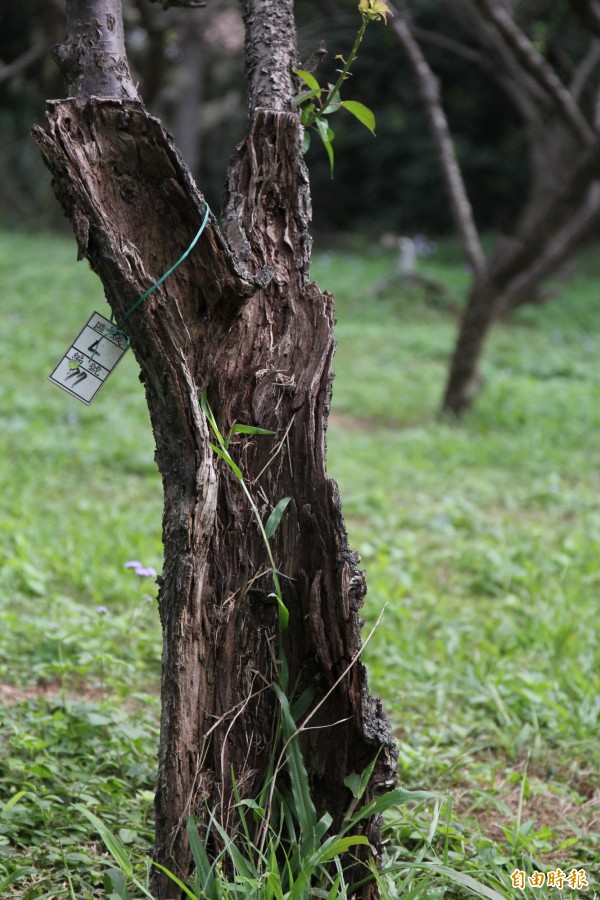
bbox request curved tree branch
[500,186,600,311]
[390,7,486,278]
[410,25,485,68]
[569,0,600,36]
[473,0,596,144]
[569,37,600,101]
[0,41,50,85]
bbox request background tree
[0,1,530,235]
[33,0,397,894]
[390,0,600,415]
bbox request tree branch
[473,0,595,144]
[568,0,600,36]
[569,37,600,102]
[410,25,485,68]
[412,14,545,126]
[501,185,600,311]
[52,0,139,100]
[490,141,600,289]
[445,1,550,120]
[0,41,49,85]
[240,0,300,113]
[390,8,486,278]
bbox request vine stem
[238,478,287,630]
[318,15,369,118]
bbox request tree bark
[441,275,494,417]
[35,0,397,895]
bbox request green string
[97,202,211,354]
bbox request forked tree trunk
[34,0,397,895]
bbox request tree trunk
[441,276,497,417]
[34,0,397,895]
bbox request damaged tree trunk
[34,0,397,895]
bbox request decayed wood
[36,0,397,893]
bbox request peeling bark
[35,0,397,895]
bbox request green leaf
[343,772,362,799]
[68,359,80,370]
[0,869,33,892]
[300,103,316,127]
[200,388,226,448]
[273,684,317,843]
[315,117,335,144]
[326,873,342,900]
[350,788,443,823]
[314,118,335,176]
[294,88,321,107]
[303,130,312,154]
[230,424,275,438]
[419,863,507,900]
[151,862,198,900]
[294,69,321,91]
[341,100,376,135]
[315,811,333,843]
[1,789,27,816]
[186,818,217,896]
[268,591,289,629]
[318,834,369,862]
[75,804,133,877]
[264,496,292,539]
[210,818,256,879]
[290,683,316,722]
[225,422,274,450]
[344,748,382,800]
[209,443,243,480]
[321,87,341,115]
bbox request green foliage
[293,3,388,174]
[1,230,599,895]
[200,389,290,630]
[78,701,443,899]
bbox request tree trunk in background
[441,276,495,417]
[34,0,397,895]
[399,1,600,417]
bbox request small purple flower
[124,560,143,569]
[97,605,109,615]
[143,594,154,604]
[135,566,157,578]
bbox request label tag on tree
[48,312,128,404]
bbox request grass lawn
[0,229,598,897]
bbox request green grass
[0,229,598,897]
